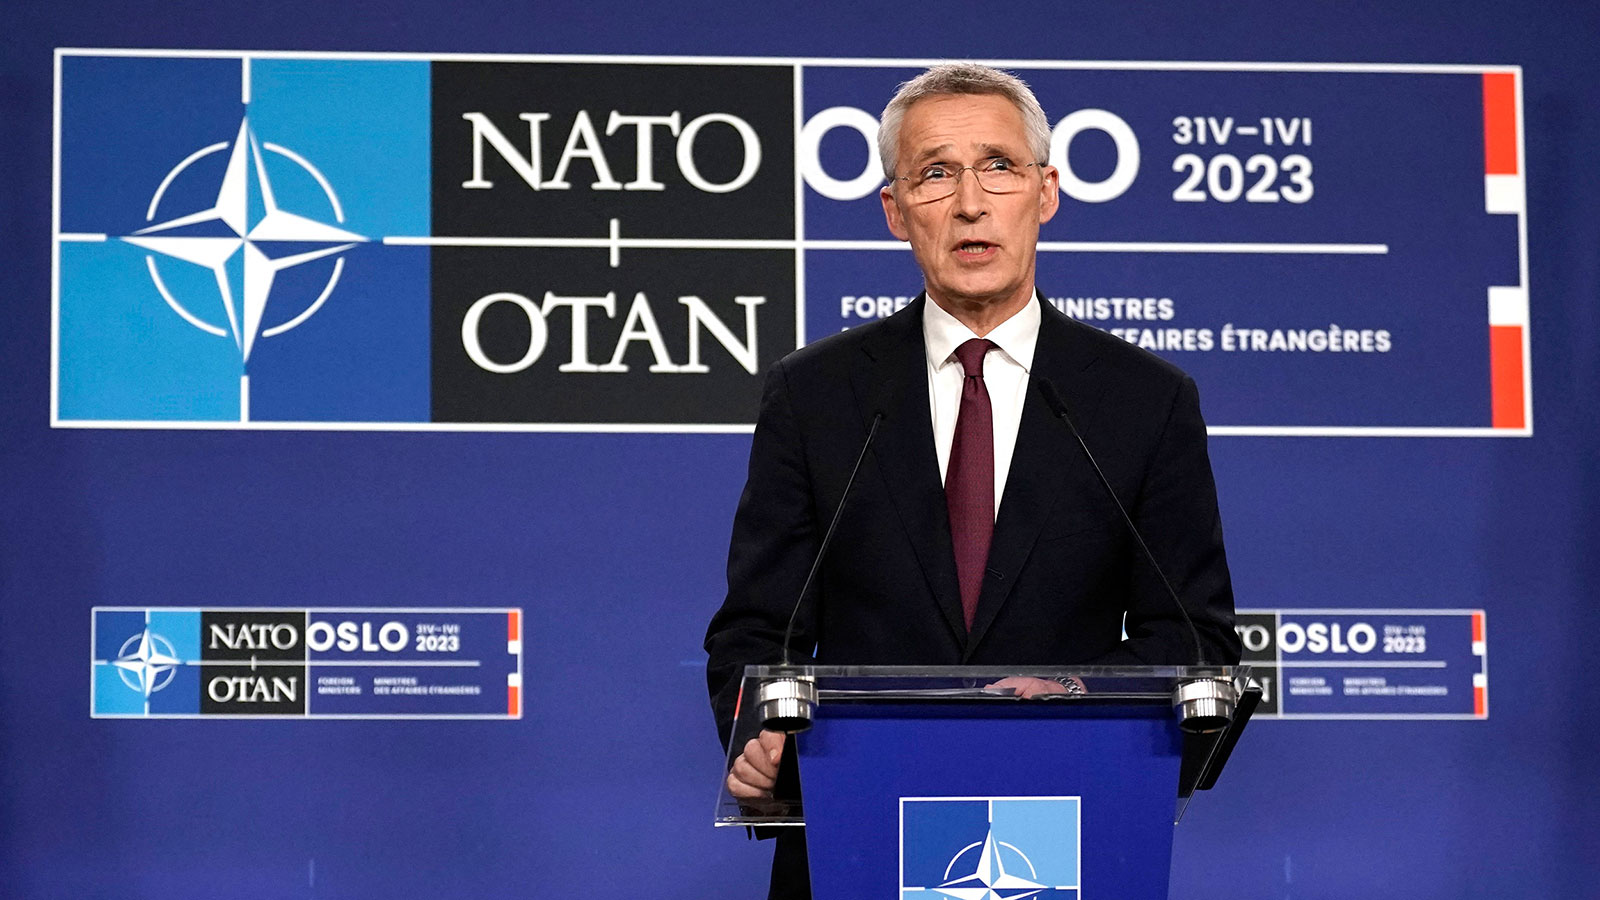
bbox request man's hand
[986,676,1086,698]
[726,729,786,799]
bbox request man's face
[880,93,1060,315]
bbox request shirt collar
[922,290,1041,373]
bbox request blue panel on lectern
[798,705,1181,900]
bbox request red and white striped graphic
[508,609,523,716]
[1483,72,1531,432]
[1471,611,1488,718]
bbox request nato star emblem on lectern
[934,829,1048,900]
[902,797,1080,899]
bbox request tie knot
[954,338,993,378]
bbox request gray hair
[878,63,1052,179]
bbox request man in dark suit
[704,63,1240,900]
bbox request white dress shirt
[923,293,1041,521]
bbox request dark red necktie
[945,338,995,631]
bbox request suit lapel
[850,296,968,646]
[964,299,1109,658]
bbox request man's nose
[951,169,990,220]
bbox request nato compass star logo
[93,608,202,716]
[902,797,1080,899]
[121,116,366,365]
[934,829,1047,900]
[58,55,435,426]
[113,630,182,697]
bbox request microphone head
[1035,378,1070,418]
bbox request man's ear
[881,185,910,241]
[1037,166,1062,225]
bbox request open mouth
[955,240,996,256]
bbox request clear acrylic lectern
[714,665,1256,899]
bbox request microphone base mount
[758,676,818,734]
[1173,677,1238,734]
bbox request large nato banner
[56,51,1527,436]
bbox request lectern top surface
[715,665,1254,826]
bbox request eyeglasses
[890,157,1045,203]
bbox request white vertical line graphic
[51,49,64,426]
[793,63,806,348]
[1075,798,1082,894]
[1512,71,1533,432]
[87,605,95,717]
[1274,610,1284,716]
[898,799,906,895]
[144,608,152,716]
[303,609,311,715]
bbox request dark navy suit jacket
[703,294,1240,898]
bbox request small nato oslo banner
[92,606,522,719]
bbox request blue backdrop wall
[3,2,1598,898]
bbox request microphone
[779,411,884,666]
[1035,379,1208,666]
